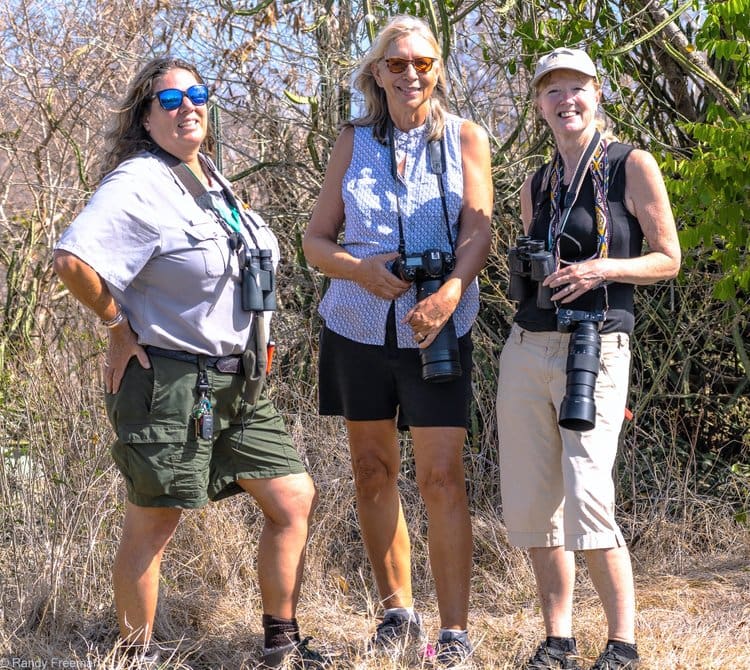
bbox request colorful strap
[547,131,610,265]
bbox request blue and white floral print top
[319,113,480,347]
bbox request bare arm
[53,250,149,393]
[302,126,411,300]
[543,149,681,303]
[405,120,493,346]
[520,173,535,233]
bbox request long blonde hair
[99,56,215,180]
[350,15,449,143]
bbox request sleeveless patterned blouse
[319,113,479,347]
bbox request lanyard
[183,163,242,234]
[162,152,261,257]
[387,119,456,257]
[547,130,602,255]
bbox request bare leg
[584,546,636,643]
[238,472,317,618]
[112,503,182,645]
[528,546,576,637]
[412,426,472,630]
[346,419,413,609]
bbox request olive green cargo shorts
[105,355,307,508]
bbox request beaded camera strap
[547,131,611,266]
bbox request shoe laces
[590,644,638,670]
[526,641,581,669]
[374,612,421,643]
[435,632,472,666]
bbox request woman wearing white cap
[496,48,680,670]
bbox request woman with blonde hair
[497,47,680,670]
[304,14,492,668]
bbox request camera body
[392,249,462,383]
[392,249,455,284]
[508,236,555,309]
[556,308,606,333]
[241,248,277,313]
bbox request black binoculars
[507,236,556,310]
[241,248,276,313]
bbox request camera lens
[411,254,462,383]
[420,318,462,382]
[558,321,601,431]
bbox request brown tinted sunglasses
[383,57,437,74]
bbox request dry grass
[1,337,749,670]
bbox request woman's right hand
[353,251,412,300]
[105,319,150,394]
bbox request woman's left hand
[404,279,461,348]
[544,258,610,303]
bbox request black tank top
[514,142,643,334]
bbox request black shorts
[318,315,473,430]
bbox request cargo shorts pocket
[107,356,205,502]
[107,355,192,443]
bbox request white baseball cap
[531,47,598,87]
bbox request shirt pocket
[185,221,230,277]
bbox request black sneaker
[525,639,582,669]
[260,637,331,668]
[433,630,473,668]
[590,643,640,670]
[369,610,426,657]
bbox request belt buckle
[215,356,241,374]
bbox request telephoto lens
[415,250,461,383]
[558,321,601,431]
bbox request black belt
[145,345,244,375]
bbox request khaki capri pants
[497,323,631,551]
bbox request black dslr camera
[555,307,605,432]
[392,249,461,383]
[241,248,277,313]
[507,236,604,431]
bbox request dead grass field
[1,460,748,670]
[1,349,748,670]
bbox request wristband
[101,310,125,329]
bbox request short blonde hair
[350,15,448,143]
[534,72,614,138]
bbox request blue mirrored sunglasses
[152,84,209,111]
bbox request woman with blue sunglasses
[53,57,328,669]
